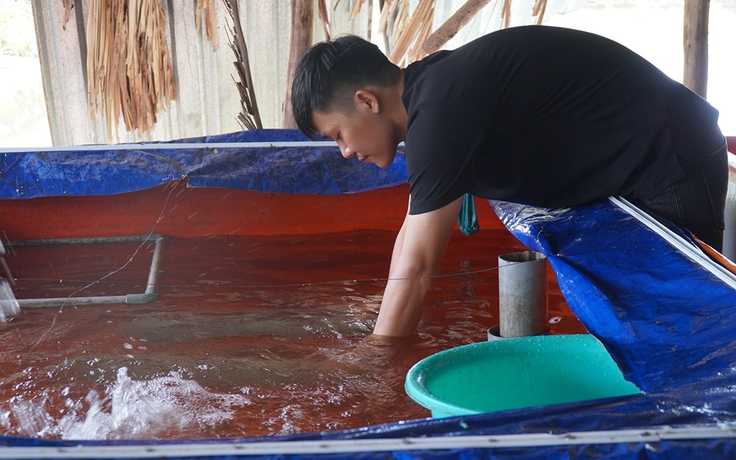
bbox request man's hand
[372,196,464,337]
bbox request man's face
[312,103,399,169]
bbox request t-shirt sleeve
[406,99,489,215]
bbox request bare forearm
[372,196,463,338]
[388,198,411,277]
[388,219,407,277]
[373,266,435,337]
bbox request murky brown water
[0,229,584,440]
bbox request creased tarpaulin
[490,199,736,395]
[0,129,407,199]
[3,130,736,457]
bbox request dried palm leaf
[353,0,547,66]
[349,0,365,20]
[532,0,548,24]
[388,0,435,66]
[61,0,74,30]
[501,0,512,28]
[87,0,177,140]
[422,0,492,54]
[377,0,400,34]
[318,0,331,40]
[222,0,262,130]
[196,0,220,50]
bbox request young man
[291,26,728,338]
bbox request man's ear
[354,89,380,114]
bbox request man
[290,26,728,338]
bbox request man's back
[402,26,723,213]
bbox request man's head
[291,35,402,138]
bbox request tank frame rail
[0,423,735,458]
[8,234,165,308]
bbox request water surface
[0,230,584,439]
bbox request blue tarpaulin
[2,130,736,458]
[0,130,407,199]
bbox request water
[0,230,585,440]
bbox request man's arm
[387,197,411,278]
[372,196,464,338]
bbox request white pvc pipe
[14,234,164,308]
[17,296,128,309]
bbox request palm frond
[222,0,262,130]
[388,0,434,66]
[318,0,331,40]
[61,0,74,30]
[87,0,177,140]
[196,0,220,50]
[349,0,548,65]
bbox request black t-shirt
[402,25,723,215]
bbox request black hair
[291,35,402,139]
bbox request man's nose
[341,145,355,159]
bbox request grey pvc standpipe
[497,251,548,338]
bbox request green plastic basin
[405,334,640,418]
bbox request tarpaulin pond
[2,130,736,459]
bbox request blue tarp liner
[0,130,407,199]
[2,130,736,458]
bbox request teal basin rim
[405,334,641,418]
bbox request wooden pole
[422,0,491,55]
[283,0,314,129]
[683,0,709,98]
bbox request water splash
[5,367,252,440]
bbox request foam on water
[2,367,252,440]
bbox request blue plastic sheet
[491,200,736,394]
[0,130,407,199]
[2,130,736,457]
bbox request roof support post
[283,0,314,129]
[683,0,709,98]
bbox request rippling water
[0,230,584,440]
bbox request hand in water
[324,333,429,387]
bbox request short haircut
[291,35,402,139]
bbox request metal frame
[611,196,736,289]
[10,234,165,308]
[0,423,735,458]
